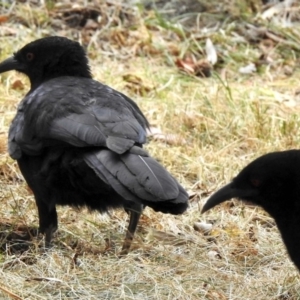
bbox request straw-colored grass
[0,1,300,299]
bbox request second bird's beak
[201,182,259,213]
[0,56,20,74]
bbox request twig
[0,283,23,300]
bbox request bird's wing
[48,106,146,154]
[84,150,189,213]
[8,78,148,158]
[84,150,180,201]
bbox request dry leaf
[0,15,9,24]
[123,74,143,85]
[175,57,212,77]
[123,74,153,95]
[11,79,25,90]
[175,57,195,74]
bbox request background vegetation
[0,0,300,299]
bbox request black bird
[202,149,300,271]
[0,36,188,254]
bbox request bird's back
[9,76,149,158]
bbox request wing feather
[84,150,185,203]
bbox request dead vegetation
[0,0,300,299]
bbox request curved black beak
[0,56,20,73]
[201,183,259,213]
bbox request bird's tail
[84,149,188,214]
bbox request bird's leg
[120,202,143,256]
[36,200,58,248]
[44,220,58,248]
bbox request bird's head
[202,150,300,219]
[0,36,92,90]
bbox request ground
[0,1,300,299]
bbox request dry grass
[0,1,300,299]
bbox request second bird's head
[0,36,92,89]
[202,150,300,220]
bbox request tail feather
[84,151,142,203]
[120,152,179,200]
[147,183,189,214]
[85,150,164,201]
[84,150,189,213]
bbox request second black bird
[202,149,300,271]
[0,36,189,253]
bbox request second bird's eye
[26,52,34,61]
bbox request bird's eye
[250,178,261,187]
[26,52,34,61]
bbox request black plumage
[202,149,300,271]
[0,36,188,253]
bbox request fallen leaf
[11,79,25,90]
[176,57,212,77]
[123,74,143,85]
[123,74,153,95]
[175,57,195,74]
[0,15,9,24]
